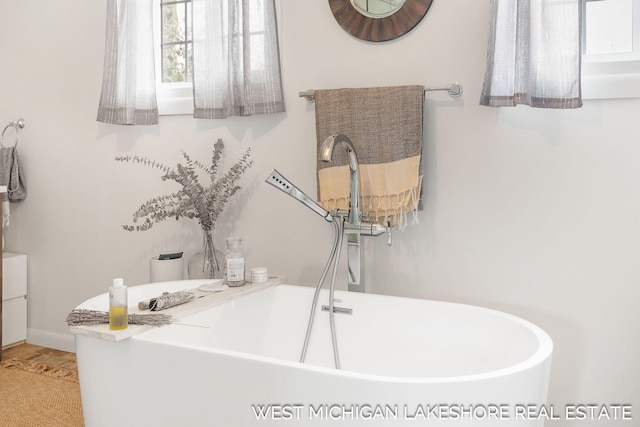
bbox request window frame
[581,0,640,99]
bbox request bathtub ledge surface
[70,275,286,342]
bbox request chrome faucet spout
[320,134,360,225]
[319,134,388,292]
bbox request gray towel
[0,146,27,202]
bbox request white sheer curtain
[97,0,158,125]
[480,0,582,109]
[192,0,285,119]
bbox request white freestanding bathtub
[73,280,552,427]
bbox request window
[98,0,284,123]
[153,0,282,116]
[155,0,194,115]
[581,0,640,99]
[160,0,193,83]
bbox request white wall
[1,1,638,425]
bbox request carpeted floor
[0,344,84,426]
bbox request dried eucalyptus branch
[116,138,253,233]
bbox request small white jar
[251,267,268,283]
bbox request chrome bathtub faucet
[320,134,387,292]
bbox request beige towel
[315,85,424,226]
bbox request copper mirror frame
[329,0,434,42]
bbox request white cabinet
[2,252,27,347]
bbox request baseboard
[27,328,76,353]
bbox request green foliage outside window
[161,0,193,83]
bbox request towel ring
[1,118,25,148]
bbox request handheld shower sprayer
[265,169,333,222]
[266,168,343,369]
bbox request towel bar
[299,83,463,101]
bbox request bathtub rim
[130,283,553,385]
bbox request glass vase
[188,228,224,280]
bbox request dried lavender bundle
[66,309,173,327]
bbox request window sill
[582,53,640,100]
[157,84,193,116]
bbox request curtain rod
[298,83,463,101]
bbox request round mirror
[329,0,433,42]
[350,0,407,19]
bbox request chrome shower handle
[344,221,387,236]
